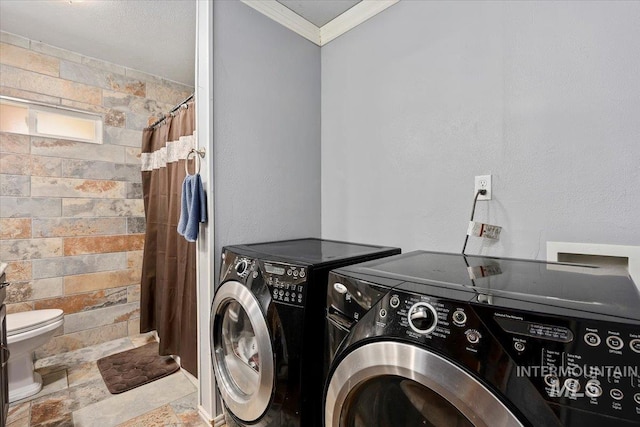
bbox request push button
[634,392,640,405]
[452,310,467,326]
[544,374,559,388]
[610,388,624,401]
[466,329,481,344]
[606,336,624,350]
[564,379,580,393]
[585,380,602,398]
[390,295,400,308]
[584,332,601,347]
[513,341,526,352]
[630,338,640,353]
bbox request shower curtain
[140,102,197,376]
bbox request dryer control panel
[260,261,308,308]
[220,250,308,309]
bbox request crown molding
[241,0,399,47]
[321,0,399,45]
[241,1,321,45]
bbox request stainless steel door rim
[325,341,523,427]
[211,281,274,422]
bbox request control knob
[408,302,438,334]
[235,259,249,276]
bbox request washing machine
[210,238,400,427]
[324,251,640,427]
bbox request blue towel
[177,174,207,242]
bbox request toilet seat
[7,309,64,337]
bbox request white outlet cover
[474,175,492,200]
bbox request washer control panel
[483,307,640,424]
[369,287,640,424]
[375,290,488,358]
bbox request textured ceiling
[0,0,196,86]
[0,0,371,85]
[276,0,362,27]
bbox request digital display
[265,263,285,275]
[495,315,573,343]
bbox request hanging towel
[177,174,207,242]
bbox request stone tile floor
[6,333,209,427]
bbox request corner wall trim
[241,0,399,46]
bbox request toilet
[6,309,64,402]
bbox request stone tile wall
[0,31,193,358]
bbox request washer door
[211,281,274,422]
[325,341,524,427]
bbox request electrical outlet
[474,175,492,200]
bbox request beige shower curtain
[140,102,197,377]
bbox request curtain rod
[148,92,195,128]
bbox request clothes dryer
[211,238,400,427]
[324,251,640,427]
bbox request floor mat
[97,341,179,394]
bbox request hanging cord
[462,253,478,289]
[461,189,487,255]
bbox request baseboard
[198,404,223,426]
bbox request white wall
[195,0,215,420]
[213,1,321,275]
[321,1,640,259]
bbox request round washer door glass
[342,375,473,426]
[220,300,260,395]
[211,281,274,422]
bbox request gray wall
[321,1,640,259]
[213,1,321,279]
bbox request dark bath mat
[97,342,179,394]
